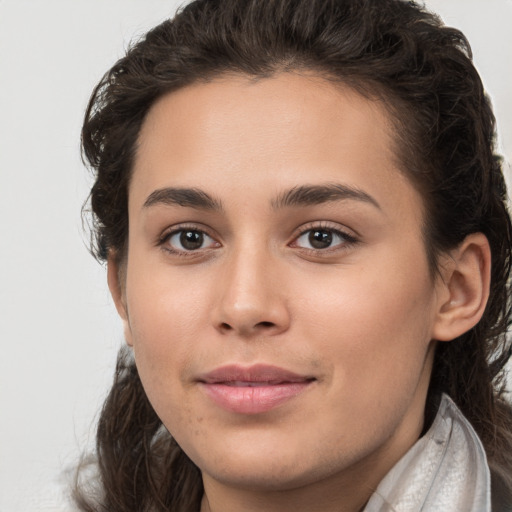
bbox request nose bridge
[213,238,289,336]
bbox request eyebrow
[143,187,223,211]
[271,184,381,210]
[142,183,380,212]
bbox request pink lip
[197,364,316,414]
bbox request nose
[212,246,291,338]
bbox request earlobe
[107,253,133,347]
[432,233,491,342]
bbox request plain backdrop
[0,1,511,510]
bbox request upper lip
[197,364,316,384]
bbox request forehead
[137,73,395,162]
[131,72,417,218]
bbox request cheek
[126,256,211,344]
[299,252,436,395]
[123,263,212,414]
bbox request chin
[193,436,349,493]
[204,461,323,492]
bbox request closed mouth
[197,364,316,414]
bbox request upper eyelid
[291,221,359,240]
[159,223,218,241]
[296,227,352,239]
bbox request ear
[107,253,133,347]
[432,233,491,342]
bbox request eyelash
[291,222,359,254]
[158,222,359,257]
[158,224,219,257]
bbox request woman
[75,0,512,510]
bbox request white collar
[364,394,491,512]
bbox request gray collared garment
[364,394,491,511]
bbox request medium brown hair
[77,0,512,510]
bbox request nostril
[220,322,233,331]
[257,321,275,329]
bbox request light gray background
[1,1,511,510]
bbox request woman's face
[117,73,444,500]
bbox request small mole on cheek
[197,416,204,423]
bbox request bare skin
[108,73,490,512]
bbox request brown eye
[308,230,333,249]
[180,230,204,250]
[293,227,356,251]
[166,229,217,252]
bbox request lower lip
[200,381,313,414]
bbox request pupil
[309,230,332,249]
[180,230,203,250]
